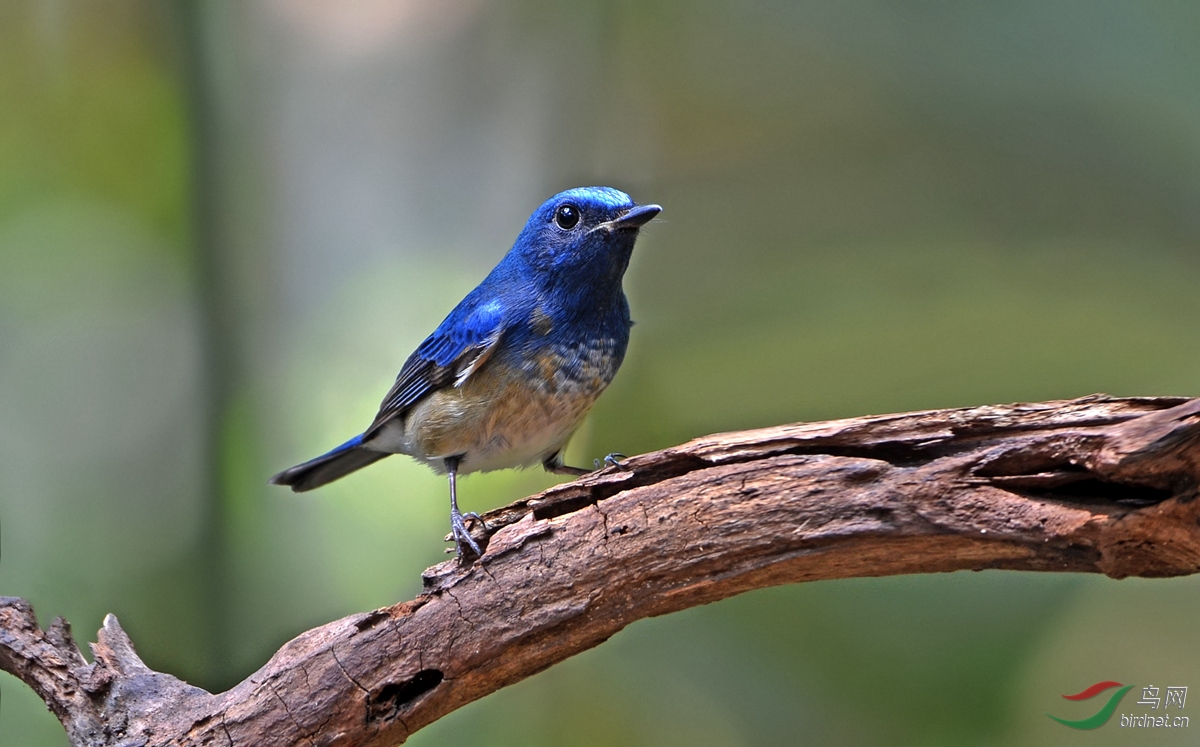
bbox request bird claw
[593,452,629,471]
[450,507,483,559]
[462,511,488,530]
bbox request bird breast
[389,337,624,474]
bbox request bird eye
[554,204,580,230]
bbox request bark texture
[3,395,1199,746]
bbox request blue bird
[270,186,660,558]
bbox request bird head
[511,186,661,294]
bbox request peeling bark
[3,395,1199,746]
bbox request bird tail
[269,434,390,492]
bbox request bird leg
[542,452,588,476]
[445,456,483,559]
[542,451,629,476]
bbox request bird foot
[593,452,629,471]
[450,507,483,559]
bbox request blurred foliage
[2,1,1198,745]
[0,2,188,242]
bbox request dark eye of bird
[554,204,580,230]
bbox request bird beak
[595,203,662,233]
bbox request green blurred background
[2,1,1198,745]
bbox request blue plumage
[270,186,660,558]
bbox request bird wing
[365,297,506,436]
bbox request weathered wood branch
[3,395,1199,746]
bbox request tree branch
[4,395,1199,746]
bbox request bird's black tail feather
[269,434,390,492]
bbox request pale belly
[368,339,622,474]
